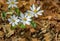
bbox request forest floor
[0,0,60,41]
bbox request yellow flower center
[23,18,27,21]
[11,1,15,4]
[28,13,31,16]
[34,10,37,13]
[12,19,15,22]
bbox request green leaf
[1,12,6,20]
[31,21,37,28]
[2,12,6,17]
[20,24,26,29]
[11,25,16,30]
[15,8,20,16]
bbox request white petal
[26,21,30,25]
[15,17,18,20]
[37,12,42,15]
[8,5,12,8]
[32,4,36,10]
[20,20,23,23]
[30,7,33,11]
[16,19,20,22]
[23,22,25,25]
[37,6,40,11]
[13,15,15,17]
[13,4,18,8]
[27,19,32,21]
[20,13,24,18]
[15,22,18,25]
[25,13,28,16]
[37,10,44,15]
[9,22,12,24]
[8,19,11,22]
[27,10,35,15]
[35,14,38,18]
[25,12,32,18]
[12,15,16,19]
[12,23,15,26]
[11,5,14,8]
[9,4,14,8]
[25,15,32,18]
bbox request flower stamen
[12,19,15,22]
[34,10,37,13]
[23,18,27,21]
[11,1,15,4]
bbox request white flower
[19,13,32,25]
[28,4,44,17]
[7,0,18,8]
[25,12,34,18]
[8,15,20,26]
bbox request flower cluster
[6,0,44,28]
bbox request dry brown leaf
[0,31,4,37]
[0,0,5,4]
[44,33,51,41]
[31,38,38,41]
[30,28,36,33]
[2,24,14,37]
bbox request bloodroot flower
[7,0,18,8]
[8,15,20,26]
[19,13,32,25]
[28,4,44,17]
